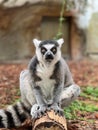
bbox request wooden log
[0,111,67,130]
[32,110,67,130]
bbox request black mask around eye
[51,47,57,54]
[41,47,47,55]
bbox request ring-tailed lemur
[0,38,80,128]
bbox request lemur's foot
[31,104,47,119]
[49,103,64,116]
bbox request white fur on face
[33,38,64,64]
[36,47,43,63]
[44,44,54,50]
[33,38,64,48]
[36,45,60,64]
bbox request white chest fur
[36,63,56,99]
[37,63,54,77]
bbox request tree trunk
[33,110,67,130]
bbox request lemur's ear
[57,38,64,47]
[33,39,41,48]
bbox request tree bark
[33,110,67,130]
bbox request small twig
[54,0,66,39]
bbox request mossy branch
[54,0,66,40]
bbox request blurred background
[0,0,98,62]
[0,0,98,129]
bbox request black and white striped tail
[0,101,31,128]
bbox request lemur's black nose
[45,53,54,60]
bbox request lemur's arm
[64,62,74,87]
[53,83,63,104]
[31,88,47,119]
[29,57,48,118]
[33,85,46,106]
[48,61,64,114]
[28,56,45,106]
[50,82,64,115]
[30,83,48,119]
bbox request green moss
[81,86,98,101]
[64,100,98,120]
[83,86,98,97]
[64,86,98,120]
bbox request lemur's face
[33,38,64,64]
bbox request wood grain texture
[33,110,67,130]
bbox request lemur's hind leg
[19,70,36,106]
[61,84,81,108]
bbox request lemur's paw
[31,104,47,119]
[50,104,64,116]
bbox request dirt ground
[0,59,98,130]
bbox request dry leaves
[0,60,98,130]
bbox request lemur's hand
[48,103,64,116]
[31,104,47,119]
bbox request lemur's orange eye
[41,47,47,55]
